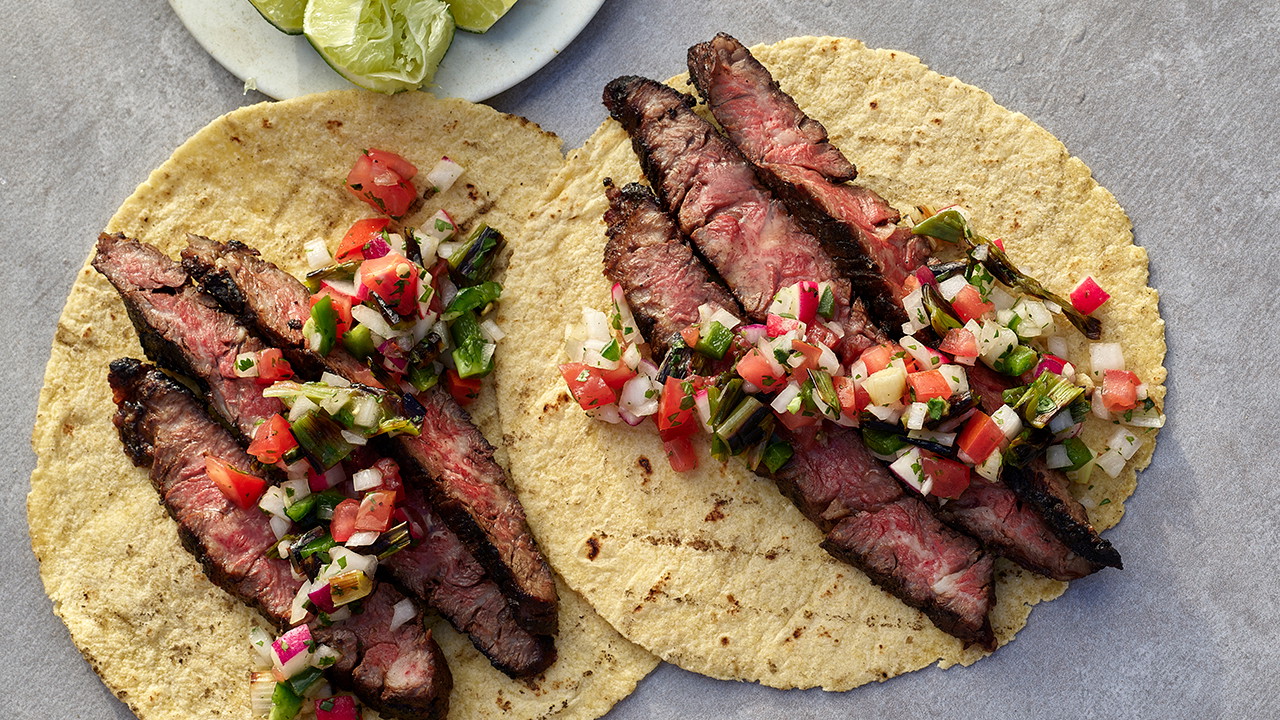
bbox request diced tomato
[859,343,899,375]
[663,436,699,472]
[599,361,638,390]
[1070,276,1110,315]
[1100,369,1139,412]
[204,456,267,510]
[922,453,971,499]
[359,252,420,317]
[335,218,392,262]
[657,376,698,441]
[371,457,405,504]
[256,348,294,384]
[907,370,952,402]
[311,288,354,337]
[805,322,840,352]
[951,284,995,323]
[247,414,298,465]
[790,340,823,377]
[355,490,397,533]
[901,273,922,294]
[680,325,700,348]
[766,313,803,338]
[833,375,870,415]
[559,363,616,410]
[316,696,358,720]
[737,348,786,392]
[330,499,360,542]
[446,368,483,406]
[347,149,418,219]
[957,411,1005,464]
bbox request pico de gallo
[203,148,511,720]
[560,206,1163,502]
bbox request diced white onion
[973,448,1003,482]
[1108,427,1142,460]
[1095,447,1127,477]
[249,626,276,666]
[233,352,259,378]
[698,303,742,332]
[425,156,464,194]
[771,382,803,414]
[390,598,416,631]
[351,304,398,339]
[938,275,968,301]
[320,388,351,415]
[324,547,377,580]
[587,403,622,424]
[937,364,970,395]
[1045,445,1072,469]
[990,404,1023,440]
[694,391,714,433]
[340,429,368,446]
[1048,409,1078,436]
[289,580,314,626]
[305,238,333,270]
[619,375,659,417]
[889,447,928,495]
[900,335,940,370]
[1090,342,1126,375]
[352,395,380,428]
[1047,335,1069,358]
[905,402,929,430]
[767,284,801,317]
[977,321,1018,365]
[583,308,612,342]
[420,209,455,244]
[901,288,928,334]
[352,468,383,491]
[987,285,1016,312]
[816,343,840,374]
[344,531,380,548]
[259,486,289,519]
[269,515,291,540]
[320,372,351,388]
[865,402,904,423]
[847,360,869,384]
[1013,298,1052,338]
[281,478,311,508]
[480,318,506,343]
[908,428,956,446]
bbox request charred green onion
[449,224,504,286]
[289,410,354,470]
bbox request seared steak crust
[774,430,995,649]
[100,235,555,675]
[967,363,1122,569]
[181,235,559,635]
[686,33,930,334]
[603,180,743,356]
[108,359,451,719]
[603,75,880,359]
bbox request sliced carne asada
[771,430,995,649]
[97,234,556,675]
[601,226,996,649]
[181,234,560,635]
[603,179,744,357]
[107,358,451,719]
[967,363,1122,569]
[686,33,930,334]
[602,75,881,360]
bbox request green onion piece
[408,362,440,391]
[370,521,413,559]
[342,324,375,359]
[1002,385,1028,406]
[269,682,303,720]
[762,440,794,473]
[449,224,504,286]
[450,311,494,378]
[1004,431,1047,468]
[862,425,907,456]
[308,295,338,356]
[713,395,769,455]
[443,281,503,320]
[711,379,743,428]
[284,493,320,523]
[329,570,374,606]
[921,284,963,335]
[304,261,360,293]
[1062,437,1093,471]
[290,410,354,470]
[286,666,325,696]
[994,345,1039,376]
[911,209,969,244]
[1011,372,1084,428]
[809,369,841,419]
[817,286,836,320]
[694,320,734,359]
[296,532,337,561]
[1069,398,1091,424]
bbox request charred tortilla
[28,90,657,719]
[493,37,1165,690]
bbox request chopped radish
[1070,276,1110,314]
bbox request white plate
[170,0,606,102]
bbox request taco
[28,90,657,719]
[493,36,1165,690]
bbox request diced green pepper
[994,344,1038,376]
[694,320,734,359]
[817,286,835,320]
[286,666,325,696]
[408,362,440,391]
[443,281,502,320]
[450,311,493,378]
[307,295,338,356]
[762,440,794,473]
[342,323,375,359]
[269,682,303,720]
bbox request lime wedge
[304,0,456,94]
[444,0,518,33]
[248,0,306,34]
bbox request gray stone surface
[3,0,1276,718]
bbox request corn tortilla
[28,90,658,719]
[493,37,1165,690]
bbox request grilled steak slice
[603,75,881,359]
[93,234,284,440]
[603,179,743,356]
[686,33,930,334]
[181,235,559,635]
[108,358,451,719]
[773,430,995,648]
[100,235,555,675]
[602,227,995,649]
[967,363,1122,569]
